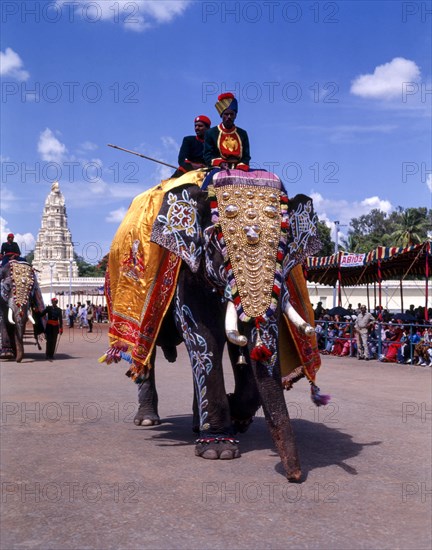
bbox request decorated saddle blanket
[104,170,206,379]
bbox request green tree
[75,254,106,277]
[390,207,430,247]
[346,207,431,253]
[314,220,334,256]
[346,209,396,252]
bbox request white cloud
[311,192,393,236]
[351,57,421,100]
[106,207,127,223]
[79,141,98,151]
[55,0,191,32]
[0,48,30,81]
[360,196,392,213]
[37,128,68,162]
[0,186,16,210]
[427,174,432,192]
[161,136,180,151]
[0,217,35,254]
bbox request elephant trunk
[9,304,28,363]
[14,335,24,363]
[253,368,302,482]
[225,301,247,347]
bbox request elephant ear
[151,184,206,273]
[283,193,321,277]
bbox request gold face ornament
[214,185,281,318]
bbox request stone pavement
[1,324,431,549]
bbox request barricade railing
[315,319,431,365]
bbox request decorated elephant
[103,168,328,482]
[0,259,45,362]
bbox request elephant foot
[0,348,15,360]
[133,409,161,427]
[195,436,240,460]
[139,418,161,426]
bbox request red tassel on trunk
[250,318,272,361]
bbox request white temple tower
[32,181,79,282]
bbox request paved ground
[1,323,431,550]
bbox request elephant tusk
[225,301,247,347]
[28,311,35,324]
[8,308,16,325]
[284,301,315,336]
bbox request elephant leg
[227,342,261,433]
[134,349,161,426]
[0,309,14,358]
[175,270,239,460]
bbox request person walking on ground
[354,304,375,360]
[41,298,63,360]
[86,301,94,333]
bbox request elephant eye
[225,204,239,218]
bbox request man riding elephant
[204,92,250,171]
[173,115,212,177]
[1,233,22,265]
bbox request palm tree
[390,208,429,247]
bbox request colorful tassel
[98,343,129,365]
[310,383,331,407]
[250,319,272,361]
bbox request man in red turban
[203,93,250,171]
[173,115,211,177]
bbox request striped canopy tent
[304,241,431,318]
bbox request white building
[32,182,105,307]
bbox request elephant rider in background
[172,115,212,177]
[41,298,63,360]
[203,92,251,171]
[1,233,22,266]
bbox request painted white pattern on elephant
[174,291,213,430]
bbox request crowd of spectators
[313,302,432,367]
[64,303,108,329]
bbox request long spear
[107,144,177,169]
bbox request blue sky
[1,0,431,263]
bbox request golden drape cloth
[105,170,206,377]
